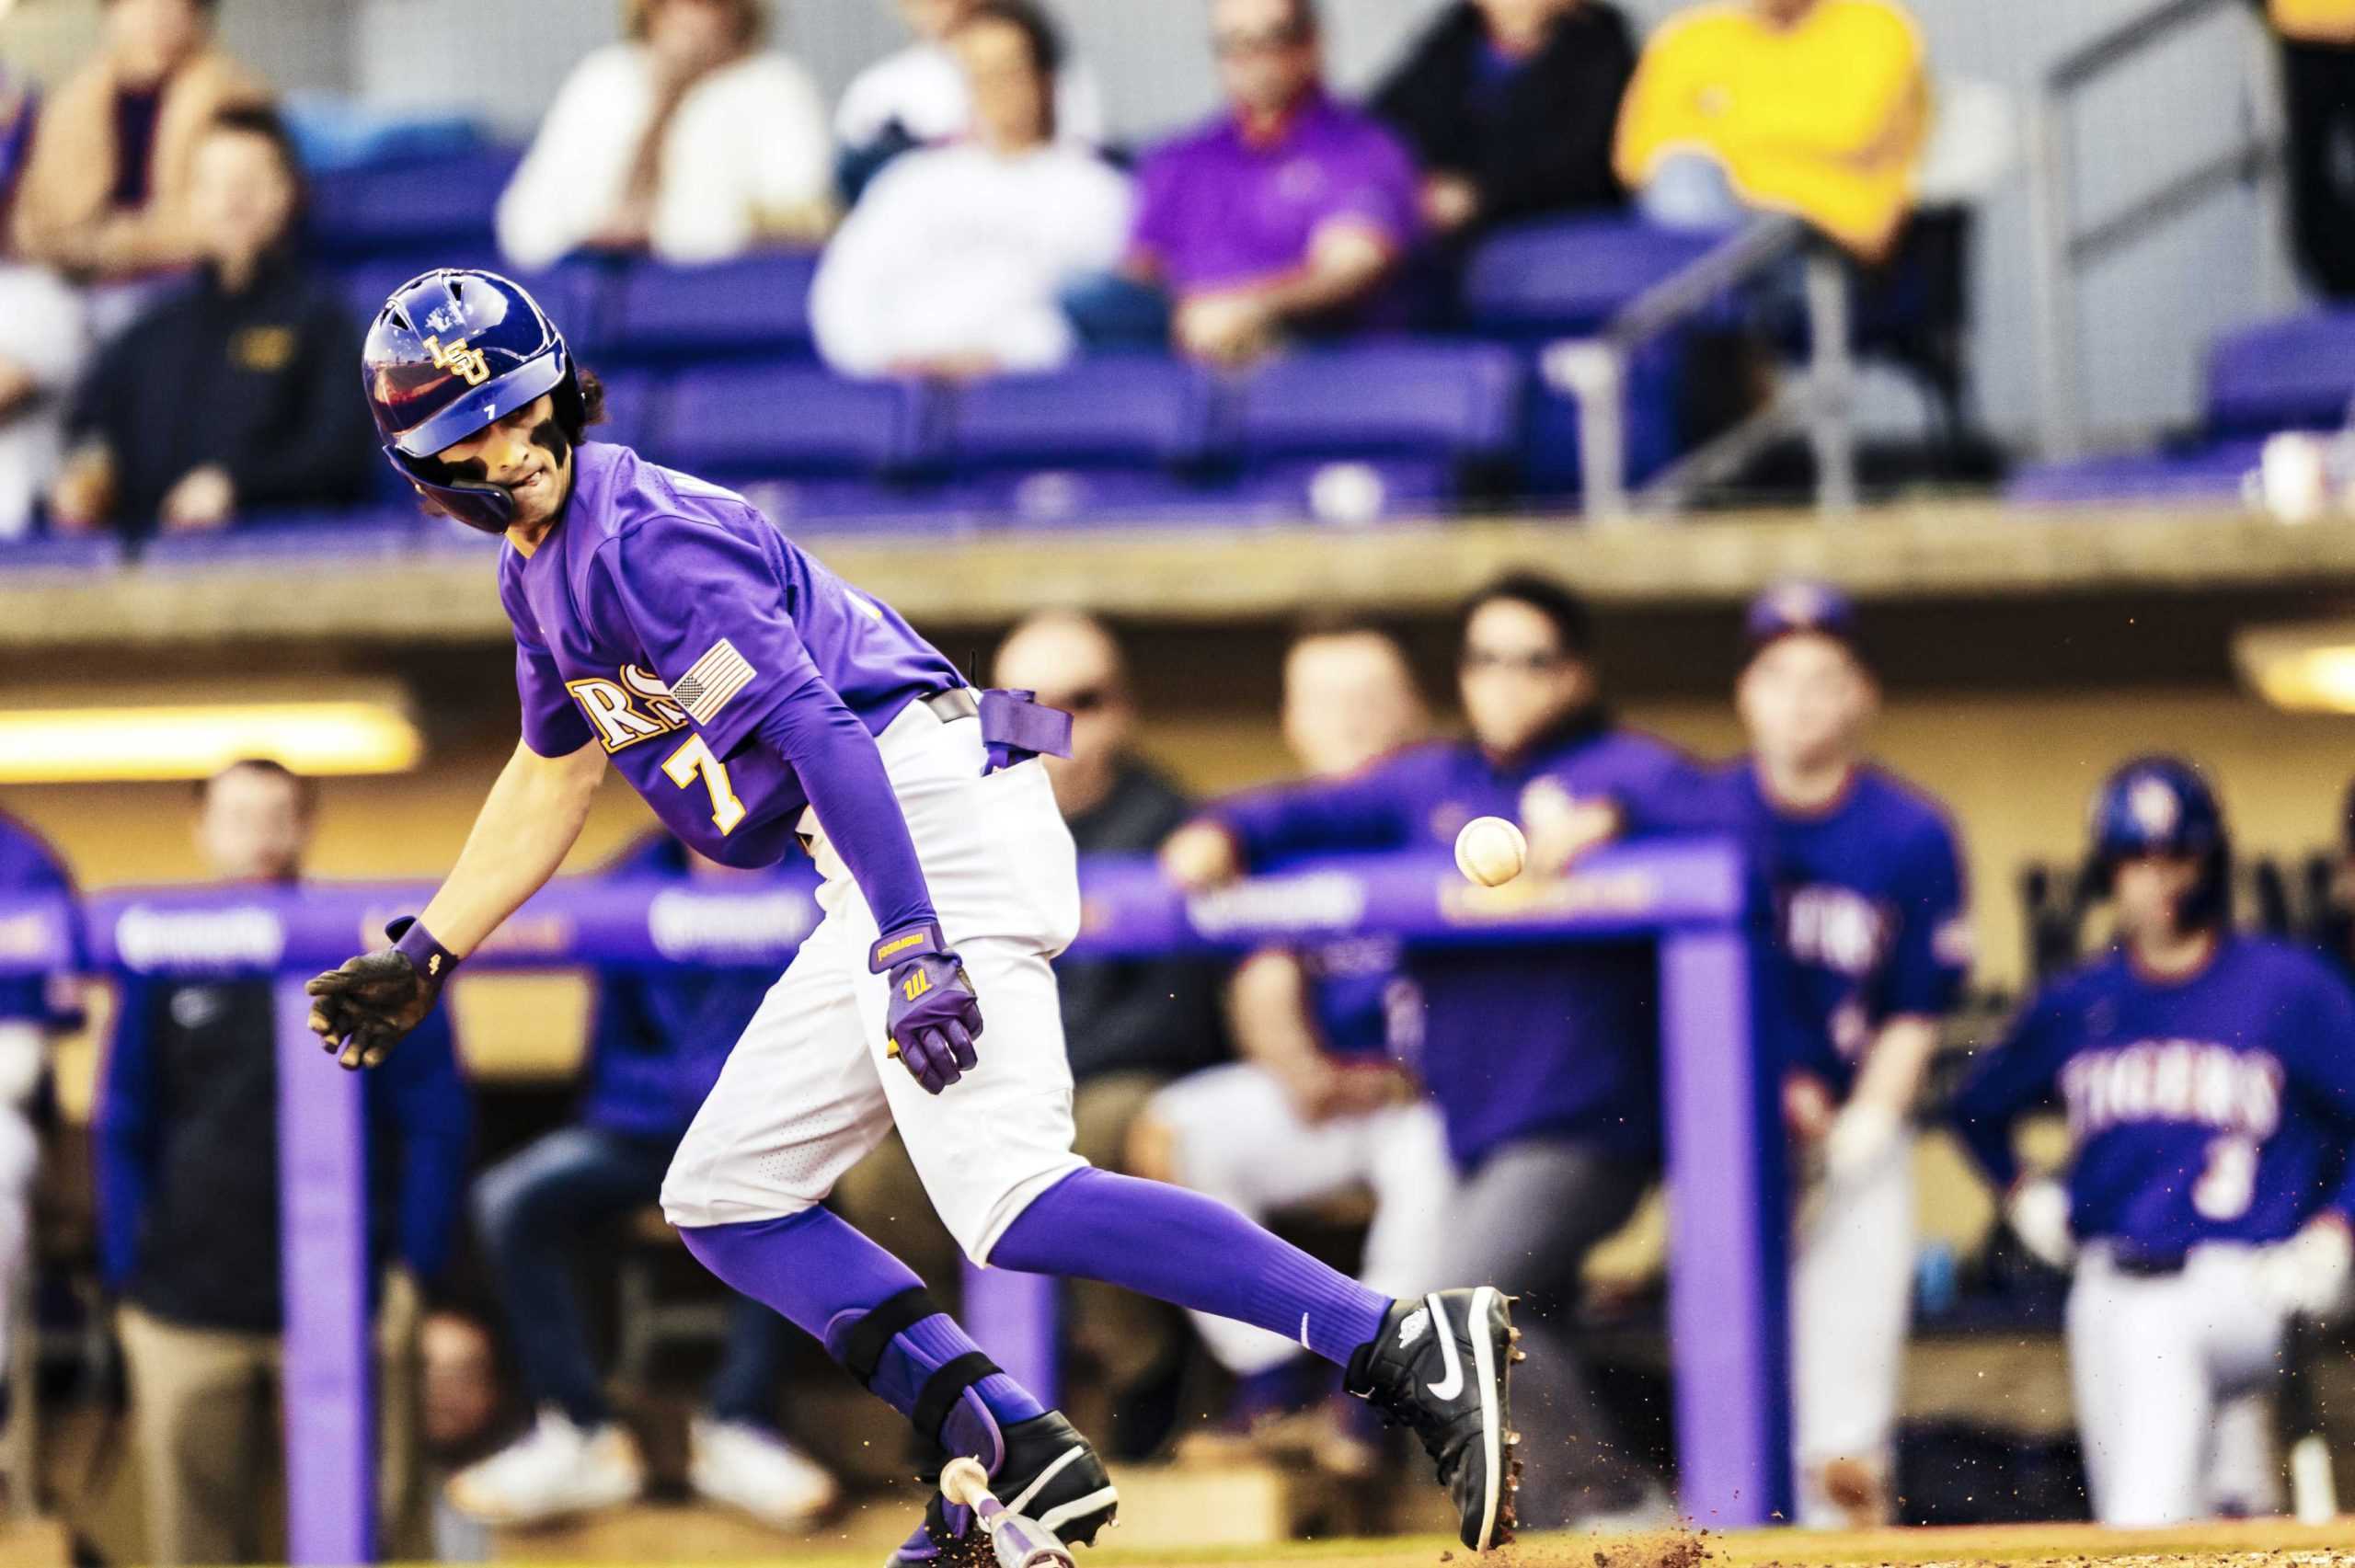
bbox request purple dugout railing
[0,838,1787,1560]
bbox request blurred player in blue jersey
[0,806,75,1422]
[1134,618,1452,1473]
[1163,575,1693,1529]
[1951,758,2355,1527]
[308,269,1522,1559]
[1622,584,1970,1528]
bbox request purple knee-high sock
[680,1209,1042,1468]
[991,1168,1392,1368]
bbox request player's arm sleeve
[1211,757,1418,868]
[1947,991,2068,1193]
[1885,817,1972,1019]
[224,296,373,509]
[91,982,161,1291]
[601,520,940,939]
[375,1008,473,1284]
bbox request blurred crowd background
[3,0,2355,1565]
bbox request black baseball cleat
[1348,1287,1522,1551]
[885,1411,1119,1568]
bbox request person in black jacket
[48,104,373,536]
[1372,0,1637,238]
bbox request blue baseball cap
[1742,580,1865,664]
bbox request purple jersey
[1214,719,1696,1170]
[500,443,962,881]
[1640,761,1968,1096]
[1952,935,2355,1258]
[0,809,77,1029]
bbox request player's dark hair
[206,105,308,238]
[1456,572,1596,661]
[199,758,318,816]
[569,365,610,441]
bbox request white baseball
[1453,816,1528,887]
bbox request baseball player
[1951,758,2355,1528]
[1132,619,1453,1469]
[1162,574,1693,1530]
[308,270,1520,1560]
[0,805,75,1424]
[1626,584,1970,1528]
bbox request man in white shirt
[0,264,86,540]
[498,0,833,270]
[836,0,1104,189]
[811,1,1131,379]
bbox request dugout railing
[0,838,1781,1562]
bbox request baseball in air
[1453,816,1528,887]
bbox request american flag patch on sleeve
[671,638,758,725]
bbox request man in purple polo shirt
[314,269,1523,1561]
[0,807,75,1426]
[1124,0,1421,363]
[1164,574,1696,1530]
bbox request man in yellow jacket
[2272,0,2355,296]
[1613,0,1929,261]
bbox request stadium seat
[306,147,522,261]
[0,533,124,573]
[930,358,1222,524]
[137,509,427,567]
[2202,311,2355,439]
[2002,440,2262,509]
[1461,216,1722,339]
[604,253,821,364]
[1232,343,1522,463]
[654,365,923,478]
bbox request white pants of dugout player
[1146,1064,1454,1376]
[2067,1242,2288,1528]
[662,699,1089,1258]
[1789,1132,1915,1528]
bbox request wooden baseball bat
[940,1457,1076,1568]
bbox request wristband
[869,920,948,974]
[387,916,461,983]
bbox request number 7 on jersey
[664,734,747,834]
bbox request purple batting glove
[871,922,984,1094]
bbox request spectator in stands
[1162,574,1693,1529]
[1097,0,1421,365]
[0,264,86,540]
[1372,0,1637,239]
[96,759,471,1566]
[2269,1,2355,296]
[0,805,76,1431]
[1613,0,1931,260]
[497,0,833,269]
[1132,619,1451,1476]
[0,63,34,214]
[47,107,373,537]
[811,1,1132,380]
[834,610,1226,1456]
[447,836,836,1531]
[835,0,1105,199]
[8,0,268,278]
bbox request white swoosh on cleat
[1425,1292,1465,1401]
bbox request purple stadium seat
[307,148,523,260]
[607,253,821,363]
[940,358,1215,469]
[0,533,124,572]
[590,369,663,455]
[1232,343,1522,462]
[2204,312,2355,438]
[736,478,978,534]
[137,509,426,567]
[655,365,920,477]
[2002,440,2263,508]
[942,469,1223,527]
[1462,216,1722,338]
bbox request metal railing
[2027,0,2290,459]
[1545,214,1861,521]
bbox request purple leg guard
[680,1209,1041,1466]
[992,1168,1393,1368]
